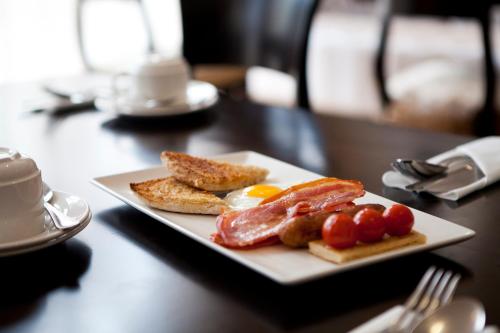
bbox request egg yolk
[244,185,282,198]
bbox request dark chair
[180,0,319,109]
[375,0,497,135]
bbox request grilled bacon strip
[214,178,365,248]
[278,204,385,248]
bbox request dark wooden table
[1,84,499,332]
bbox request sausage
[278,204,385,248]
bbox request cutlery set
[391,156,484,195]
[29,85,97,115]
[378,266,492,333]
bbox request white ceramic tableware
[0,148,45,242]
[113,55,190,104]
[413,297,486,333]
[0,190,91,256]
[96,80,219,117]
[92,151,475,285]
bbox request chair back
[387,0,490,18]
[375,0,496,135]
[180,0,319,108]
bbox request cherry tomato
[383,204,414,236]
[354,208,386,243]
[322,213,358,249]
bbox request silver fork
[382,266,461,333]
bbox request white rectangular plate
[92,151,475,285]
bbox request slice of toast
[160,151,269,191]
[130,177,228,215]
[309,230,427,264]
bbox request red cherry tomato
[383,204,414,236]
[322,213,358,249]
[354,208,386,243]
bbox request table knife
[406,160,484,194]
[31,100,95,115]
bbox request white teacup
[113,55,190,104]
[0,148,46,243]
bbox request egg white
[223,183,290,210]
[224,188,264,210]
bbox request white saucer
[0,190,91,257]
[95,80,219,117]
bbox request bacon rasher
[213,178,365,248]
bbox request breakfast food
[130,177,228,215]
[213,178,365,248]
[224,184,283,210]
[278,204,385,248]
[161,151,269,191]
[309,231,426,264]
[321,213,358,249]
[130,151,426,265]
[131,151,271,214]
[309,204,424,264]
[354,208,387,243]
[383,204,414,236]
[210,174,426,264]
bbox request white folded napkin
[349,305,499,333]
[382,136,500,200]
[348,306,403,333]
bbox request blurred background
[2,0,500,135]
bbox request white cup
[113,55,190,104]
[0,148,46,243]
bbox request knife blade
[406,159,484,194]
[31,100,96,115]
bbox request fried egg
[224,184,283,210]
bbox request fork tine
[383,268,461,333]
[402,269,445,332]
[403,266,436,309]
[406,270,461,332]
[391,266,436,329]
[414,268,444,313]
[424,270,452,315]
[441,273,461,305]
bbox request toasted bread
[130,177,228,215]
[309,230,426,264]
[160,151,269,191]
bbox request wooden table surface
[1,84,499,332]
